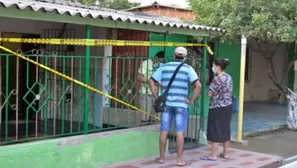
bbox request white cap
[174,47,187,57]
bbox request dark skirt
[207,105,233,143]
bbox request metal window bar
[0,38,209,147]
[43,29,75,135]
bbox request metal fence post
[84,25,91,135]
[201,36,208,132]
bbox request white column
[237,35,247,141]
[102,46,112,107]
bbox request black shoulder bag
[154,62,185,113]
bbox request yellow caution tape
[0,45,161,121]
[0,38,214,55]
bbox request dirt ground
[231,129,297,158]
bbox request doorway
[0,32,40,139]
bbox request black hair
[155,51,165,58]
[214,58,230,71]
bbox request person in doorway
[149,47,201,167]
[137,51,164,123]
[201,58,233,161]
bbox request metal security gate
[167,40,215,153]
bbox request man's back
[148,47,202,166]
[152,61,199,109]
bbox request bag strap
[163,62,185,95]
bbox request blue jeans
[160,106,188,133]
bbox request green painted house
[0,0,224,167]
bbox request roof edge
[127,2,192,12]
[0,0,224,35]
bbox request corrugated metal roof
[127,1,192,12]
[0,0,224,33]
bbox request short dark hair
[155,51,164,58]
[214,58,230,70]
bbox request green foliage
[189,0,297,93]
[99,0,140,10]
[188,0,297,43]
[72,0,140,10]
[71,0,96,5]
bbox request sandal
[177,161,191,167]
[200,156,217,161]
[219,153,229,159]
[155,158,164,164]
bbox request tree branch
[256,40,270,59]
[288,58,297,70]
[283,54,297,87]
[270,42,281,59]
[267,57,278,81]
[281,43,290,86]
[249,38,262,53]
[267,59,287,94]
[250,44,261,53]
[287,42,297,73]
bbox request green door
[217,41,241,97]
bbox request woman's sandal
[155,158,164,164]
[219,153,230,159]
[177,161,191,167]
[200,156,217,161]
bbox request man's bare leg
[159,132,168,161]
[176,132,185,165]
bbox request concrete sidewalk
[104,146,283,168]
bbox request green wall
[216,41,241,97]
[148,33,188,60]
[164,34,188,62]
[0,127,160,168]
[149,33,166,58]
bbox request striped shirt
[151,61,199,109]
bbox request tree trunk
[287,89,297,130]
[266,59,287,95]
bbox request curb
[231,124,286,139]
[282,155,297,165]
[259,159,283,168]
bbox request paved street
[231,129,297,158]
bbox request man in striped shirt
[149,47,201,167]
